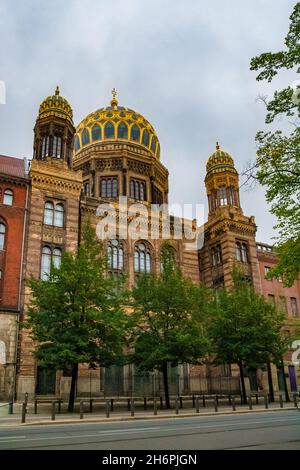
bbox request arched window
[3,189,13,206]
[41,246,52,280]
[104,122,115,139]
[241,243,248,263]
[130,179,146,201]
[211,244,222,266]
[53,248,62,268]
[41,136,49,157]
[151,136,157,153]
[54,203,64,227]
[219,186,227,206]
[107,240,124,274]
[142,130,150,147]
[134,242,151,274]
[118,122,128,139]
[82,129,90,146]
[235,242,242,262]
[52,135,62,158]
[0,222,6,250]
[130,124,140,142]
[100,177,118,198]
[74,135,80,151]
[92,125,101,141]
[228,187,235,206]
[44,202,54,225]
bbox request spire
[55,85,60,97]
[110,87,118,108]
[216,141,220,150]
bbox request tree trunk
[238,361,247,405]
[162,363,170,409]
[68,363,78,412]
[267,362,274,402]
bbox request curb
[0,406,295,427]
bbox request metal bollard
[279,394,283,408]
[153,398,157,415]
[8,401,13,415]
[144,397,147,410]
[80,400,84,419]
[175,397,179,414]
[202,395,206,408]
[293,393,298,407]
[196,396,200,413]
[255,394,259,405]
[58,400,61,414]
[179,396,183,409]
[192,395,195,408]
[214,397,218,412]
[228,394,232,406]
[160,396,163,409]
[232,396,236,411]
[89,399,93,413]
[21,403,26,423]
[34,400,38,415]
[248,396,253,410]
[127,399,130,411]
[110,399,114,412]
[131,398,135,417]
[264,395,269,409]
[106,400,110,418]
[216,395,219,406]
[24,392,28,406]
[51,401,56,421]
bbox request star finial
[111,88,118,107]
[216,141,220,150]
[55,85,60,96]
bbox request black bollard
[264,395,269,409]
[279,394,283,408]
[232,396,236,411]
[34,400,38,415]
[8,401,13,415]
[160,396,163,409]
[202,395,206,408]
[131,398,135,417]
[51,401,56,421]
[214,397,218,412]
[228,394,232,406]
[179,396,183,409]
[106,400,110,418]
[192,395,195,408]
[144,397,147,410]
[58,400,61,413]
[175,397,179,414]
[153,398,157,415]
[110,399,114,412]
[248,396,253,410]
[127,399,130,411]
[89,399,93,413]
[196,396,200,413]
[293,393,298,407]
[21,402,26,423]
[255,394,259,405]
[80,400,84,419]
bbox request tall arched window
[241,243,248,263]
[41,246,62,280]
[100,177,118,197]
[44,202,54,225]
[41,246,52,280]
[130,124,140,142]
[54,203,64,227]
[151,136,157,153]
[82,128,90,146]
[118,122,128,139]
[211,244,222,266]
[107,240,124,274]
[130,179,146,201]
[92,125,101,141]
[0,222,6,250]
[134,242,151,274]
[104,122,115,139]
[74,135,80,151]
[235,242,242,262]
[142,130,150,147]
[53,248,62,268]
[3,189,13,206]
[52,136,62,158]
[236,242,249,263]
[41,136,49,157]
[219,186,227,206]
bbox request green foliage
[250,2,300,122]
[208,270,288,370]
[128,246,211,373]
[249,2,300,285]
[23,224,126,370]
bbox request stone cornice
[29,159,82,197]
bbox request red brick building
[0,155,29,399]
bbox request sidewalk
[0,401,297,427]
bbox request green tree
[208,271,288,404]
[248,2,300,286]
[24,224,126,411]
[128,245,211,409]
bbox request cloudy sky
[0,0,296,242]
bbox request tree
[24,224,126,411]
[247,2,300,286]
[208,270,288,404]
[128,245,211,408]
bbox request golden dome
[206,142,237,176]
[74,90,160,159]
[38,86,73,124]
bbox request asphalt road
[0,410,299,450]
